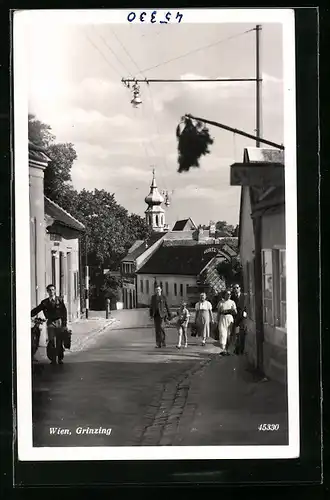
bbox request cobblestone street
[32,311,288,447]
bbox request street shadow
[31,350,289,448]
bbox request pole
[85,234,89,319]
[105,298,110,319]
[185,114,284,150]
[255,25,264,376]
[123,78,257,83]
[256,24,262,148]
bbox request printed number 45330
[258,424,280,431]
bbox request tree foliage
[68,188,151,270]
[215,220,235,235]
[44,143,78,203]
[28,113,152,272]
[28,114,78,205]
[176,116,214,173]
[28,113,55,147]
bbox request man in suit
[231,284,247,355]
[150,285,171,348]
[31,284,68,364]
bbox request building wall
[45,233,81,322]
[261,209,287,384]
[240,188,287,384]
[29,162,47,309]
[122,283,137,309]
[137,274,197,308]
[120,235,166,309]
[239,188,257,367]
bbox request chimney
[209,220,216,237]
[197,226,204,241]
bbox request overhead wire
[84,28,123,78]
[108,28,167,191]
[139,27,256,74]
[86,26,156,183]
[110,26,144,78]
[92,25,136,78]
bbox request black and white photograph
[14,8,299,461]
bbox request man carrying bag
[31,284,69,365]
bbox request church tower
[145,169,166,232]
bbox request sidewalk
[172,353,289,446]
[33,312,118,363]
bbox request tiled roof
[137,244,226,276]
[44,197,85,232]
[121,232,164,262]
[127,240,144,254]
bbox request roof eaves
[44,196,85,231]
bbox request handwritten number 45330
[127,11,183,24]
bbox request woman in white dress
[217,289,237,355]
[195,293,213,346]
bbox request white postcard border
[14,8,299,461]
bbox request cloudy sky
[26,18,283,226]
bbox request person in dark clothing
[231,284,247,355]
[149,286,171,348]
[31,284,68,364]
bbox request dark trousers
[47,326,64,361]
[234,326,246,355]
[154,314,166,346]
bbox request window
[146,279,149,294]
[160,281,163,291]
[180,284,183,296]
[156,215,159,226]
[165,282,169,296]
[74,271,79,300]
[262,248,286,329]
[140,279,144,293]
[73,272,77,300]
[279,250,286,328]
[174,283,177,296]
[51,254,56,288]
[262,250,273,325]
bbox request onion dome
[144,169,164,206]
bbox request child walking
[176,301,190,349]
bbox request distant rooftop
[137,243,236,276]
[244,147,284,164]
[172,218,197,231]
[121,232,164,263]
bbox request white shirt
[218,299,237,314]
[196,300,212,311]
